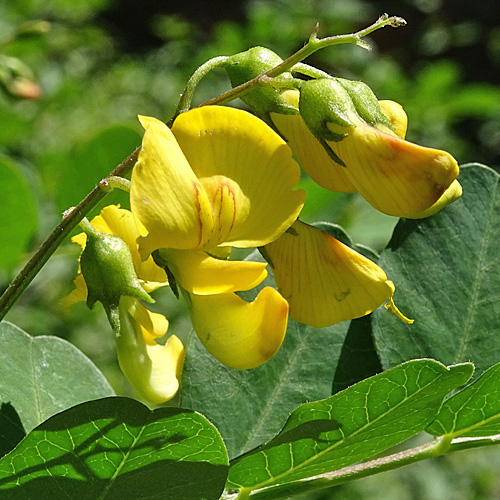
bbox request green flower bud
[80,227,153,310]
[222,47,298,118]
[299,78,393,143]
[299,78,356,143]
[337,78,392,129]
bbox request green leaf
[373,164,500,375]
[331,315,382,394]
[0,157,37,269]
[0,397,228,500]
[427,361,500,438]
[180,245,384,460]
[179,319,350,460]
[227,359,473,491]
[0,321,114,456]
[54,125,140,214]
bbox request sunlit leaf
[180,319,350,460]
[0,397,228,500]
[373,164,500,376]
[427,361,500,438]
[0,322,114,456]
[226,359,473,492]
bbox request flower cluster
[68,47,461,404]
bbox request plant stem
[199,14,406,108]
[247,433,500,499]
[0,14,406,320]
[0,147,140,321]
[170,56,229,124]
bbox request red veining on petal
[215,182,237,245]
[193,181,206,248]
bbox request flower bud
[80,227,153,310]
[222,47,298,117]
[298,78,394,142]
[336,78,392,129]
[298,78,356,142]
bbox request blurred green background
[1,0,500,498]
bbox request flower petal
[408,178,462,219]
[62,273,87,309]
[129,298,169,345]
[326,115,460,218]
[378,100,407,139]
[171,106,305,248]
[271,90,356,192]
[264,221,395,328]
[188,287,288,369]
[164,249,268,295]
[130,115,214,256]
[91,205,168,289]
[116,297,184,404]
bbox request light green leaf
[0,157,37,270]
[0,397,228,500]
[427,361,500,438]
[0,321,114,456]
[373,164,500,375]
[227,359,473,492]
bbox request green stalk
[199,14,406,108]
[0,14,406,320]
[246,433,500,499]
[0,147,140,321]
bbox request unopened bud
[80,227,153,310]
[222,47,298,117]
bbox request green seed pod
[222,46,298,118]
[80,229,153,310]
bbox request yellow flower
[271,90,357,193]
[130,106,305,369]
[264,220,411,328]
[67,205,185,404]
[271,83,462,219]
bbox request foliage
[2,1,500,499]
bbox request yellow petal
[93,205,168,289]
[378,100,408,139]
[171,106,305,248]
[188,287,288,369]
[408,178,462,219]
[264,220,395,328]
[117,297,184,404]
[165,249,268,295]
[130,115,214,256]
[128,299,169,344]
[326,115,460,218]
[62,273,88,309]
[271,90,356,193]
[67,205,168,305]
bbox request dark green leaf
[227,359,473,491]
[0,157,37,269]
[0,321,114,456]
[179,319,350,460]
[331,315,382,394]
[427,361,500,438]
[373,164,500,375]
[0,397,228,500]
